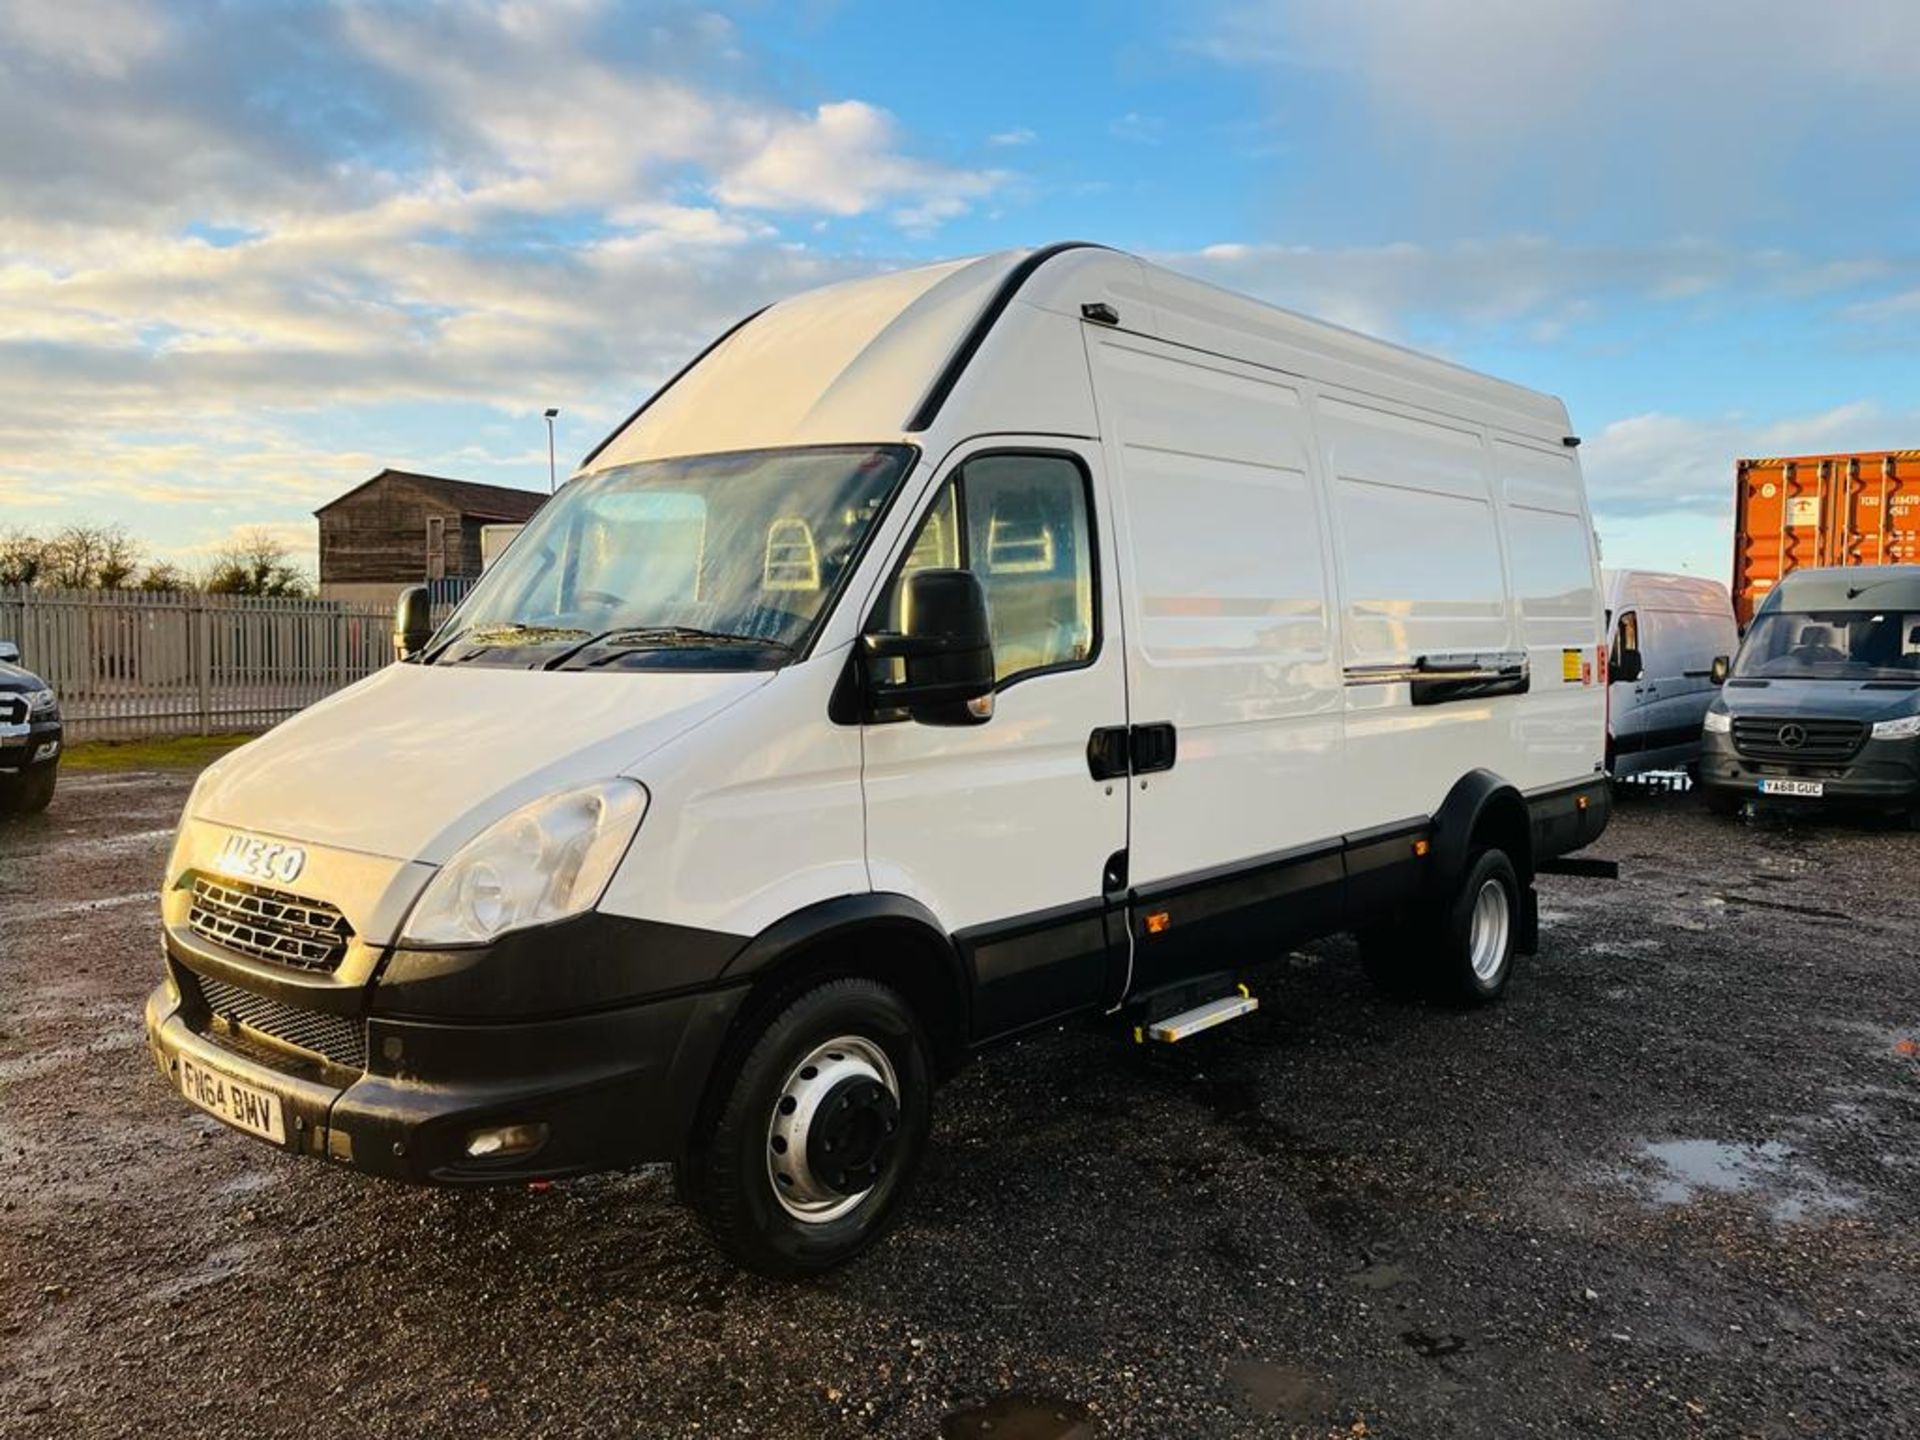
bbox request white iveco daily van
[146,244,1611,1275]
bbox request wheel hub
[766,1036,900,1224]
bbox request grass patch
[61,733,256,772]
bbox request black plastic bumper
[144,959,746,1185]
[0,716,60,773]
[1699,732,1920,813]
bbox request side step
[1138,987,1259,1044]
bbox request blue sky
[2,0,1916,581]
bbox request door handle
[1086,723,1178,780]
[1130,722,1177,774]
[1087,726,1130,781]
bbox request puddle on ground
[1620,1138,1860,1223]
[939,1394,1096,1439]
[1228,1361,1335,1422]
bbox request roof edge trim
[903,241,1110,434]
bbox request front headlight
[402,779,648,946]
[1870,714,1920,741]
[1703,710,1732,734]
[25,687,56,714]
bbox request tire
[1362,848,1519,1005]
[1357,923,1424,999]
[1702,788,1742,818]
[1436,848,1520,1006]
[677,977,932,1278]
[0,762,55,817]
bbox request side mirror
[1612,647,1643,685]
[0,640,19,666]
[1710,654,1730,686]
[394,584,433,661]
[863,569,995,726]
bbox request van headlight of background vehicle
[1702,710,1731,734]
[403,779,648,946]
[1870,714,1920,741]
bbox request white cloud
[1159,236,1919,346]
[0,0,1004,562]
[1582,401,1917,523]
[1194,0,1920,230]
[988,127,1037,147]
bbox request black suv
[0,644,62,815]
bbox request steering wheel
[576,589,624,609]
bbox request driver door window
[880,453,1097,687]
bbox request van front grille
[189,876,351,974]
[1731,716,1866,765]
[190,973,366,1071]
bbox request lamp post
[544,407,559,493]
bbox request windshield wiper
[546,626,793,670]
[428,622,591,665]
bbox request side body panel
[1084,329,1346,989]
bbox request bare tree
[0,528,46,587]
[204,528,312,597]
[137,562,191,593]
[38,523,143,590]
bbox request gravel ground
[3,768,1918,1439]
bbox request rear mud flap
[1518,883,1540,955]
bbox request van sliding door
[1083,329,1346,997]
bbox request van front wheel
[677,977,932,1278]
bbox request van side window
[1615,610,1640,658]
[879,453,1097,687]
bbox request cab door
[859,442,1131,1040]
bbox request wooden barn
[315,470,547,607]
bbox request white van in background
[145,243,1611,1276]
[1604,569,1738,778]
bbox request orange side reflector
[1413,838,1431,857]
[1577,795,1589,810]
[1145,911,1171,935]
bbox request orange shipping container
[1731,449,1920,626]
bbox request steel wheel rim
[1468,877,1510,982]
[765,1035,900,1225]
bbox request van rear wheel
[1359,846,1519,1005]
[677,977,931,1278]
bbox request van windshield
[1734,607,1920,682]
[428,445,915,670]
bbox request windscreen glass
[1733,608,1920,681]
[430,445,913,669]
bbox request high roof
[584,243,1572,473]
[315,469,548,521]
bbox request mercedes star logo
[1778,723,1809,750]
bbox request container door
[861,440,1132,1040]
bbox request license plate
[179,1054,286,1143]
[1760,778,1824,798]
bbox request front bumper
[0,715,60,772]
[144,942,747,1184]
[1698,730,1920,811]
